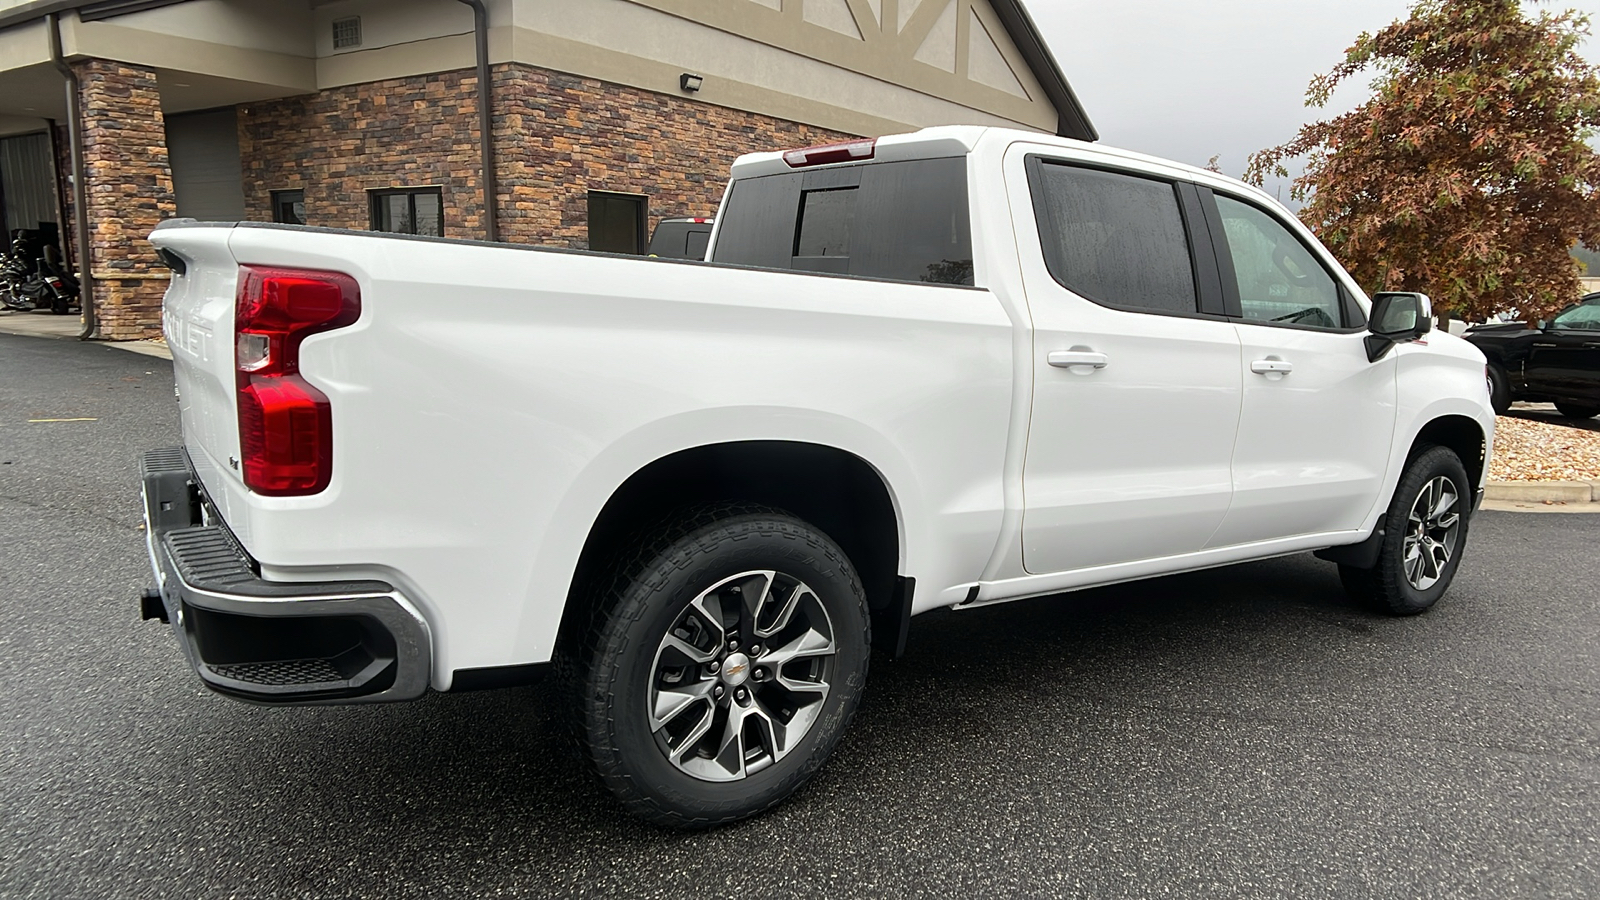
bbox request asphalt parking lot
[2,331,1597,899]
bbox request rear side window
[713,157,973,286]
[1029,162,1198,315]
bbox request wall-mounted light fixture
[680,73,704,93]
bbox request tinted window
[712,157,973,286]
[685,229,710,260]
[711,175,800,271]
[1213,194,1343,329]
[854,157,972,285]
[1030,163,1198,314]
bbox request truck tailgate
[150,225,243,510]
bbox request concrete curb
[1484,480,1600,503]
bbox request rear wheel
[1553,401,1600,420]
[570,504,870,829]
[1339,445,1471,615]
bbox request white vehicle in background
[140,127,1494,828]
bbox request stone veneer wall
[238,63,854,246]
[237,69,486,236]
[76,60,176,340]
[492,64,852,247]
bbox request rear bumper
[140,447,431,705]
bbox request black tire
[570,503,870,829]
[1486,364,1512,415]
[1553,401,1600,420]
[1338,445,1472,616]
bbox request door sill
[950,530,1366,610]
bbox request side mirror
[1366,292,1433,362]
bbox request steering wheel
[1272,306,1338,328]
[1271,245,1314,287]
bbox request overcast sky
[1029,0,1600,197]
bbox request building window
[370,188,443,237]
[332,17,362,49]
[271,190,305,225]
[588,191,647,255]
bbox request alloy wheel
[647,570,837,782]
[1403,475,1461,591]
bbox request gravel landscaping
[1489,413,1600,481]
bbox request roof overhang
[0,0,1098,141]
[0,0,187,29]
[988,0,1097,142]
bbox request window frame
[368,187,444,237]
[270,189,305,226]
[1199,186,1368,334]
[587,190,649,256]
[1024,154,1227,322]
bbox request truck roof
[730,126,1284,214]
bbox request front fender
[1360,340,1495,532]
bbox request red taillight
[782,139,876,168]
[234,266,360,496]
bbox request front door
[1013,155,1243,574]
[1527,295,1600,404]
[1202,190,1398,546]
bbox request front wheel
[1339,445,1472,615]
[1553,401,1600,420]
[571,505,870,829]
[1486,365,1512,415]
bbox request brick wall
[494,64,852,247]
[239,63,853,247]
[76,60,176,341]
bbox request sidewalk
[0,309,172,359]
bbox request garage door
[165,109,246,222]
[0,132,59,236]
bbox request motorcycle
[1,229,76,315]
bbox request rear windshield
[712,156,973,286]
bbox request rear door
[1011,152,1243,574]
[1201,188,1397,546]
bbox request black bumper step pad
[161,526,393,599]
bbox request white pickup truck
[140,126,1494,828]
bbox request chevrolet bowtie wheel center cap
[720,652,752,687]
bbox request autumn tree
[1245,0,1600,322]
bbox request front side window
[1550,296,1600,330]
[1029,163,1198,315]
[1213,194,1342,329]
[370,188,442,237]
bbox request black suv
[1467,292,1600,418]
